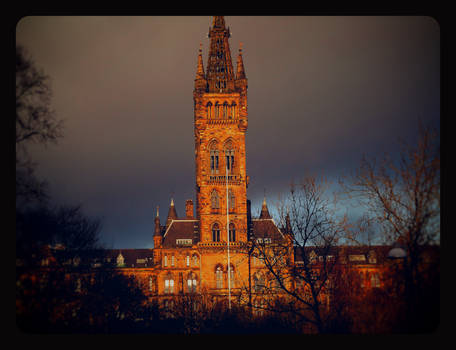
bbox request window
[149,276,153,292]
[229,223,236,242]
[209,141,219,175]
[212,223,221,242]
[192,254,199,266]
[163,254,168,267]
[228,265,235,288]
[216,266,223,289]
[211,190,220,209]
[371,273,380,288]
[206,102,213,119]
[225,150,234,174]
[230,102,236,119]
[223,102,228,118]
[228,189,235,212]
[224,141,235,174]
[164,278,174,294]
[171,255,175,266]
[215,102,219,118]
[186,255,190,267]
[187,273,197,293]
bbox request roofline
[252,218,285,239]
[163,219,198,238]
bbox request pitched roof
[162,220,199,248]
[251,218,285,243]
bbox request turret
[166,198,178,227]
[259,197,272,219]
[153,206,162,248]
[194,43,207,93]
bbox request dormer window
[116,253,125,267]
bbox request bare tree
[341,123,440,332]
[16,45,63,204]
[251,176,349,333]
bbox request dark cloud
[16,16,440,248]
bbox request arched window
[228,189,235,212]
[211,190,220,209]
[215,102,220,118]
[228,264,235,288]
[206,102,213,119]
[223,102,229,118]
[229,223,236,242]
[230,102,236,119]
[216,266,223,289]
[192,254,199,266]
[224,140,235,174]
[209,141,219,174]
[212,223,221,242]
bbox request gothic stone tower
[192,16,249,294]
[193,16,248,246]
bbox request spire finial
[156,205,159,217]
[171,198,174,206]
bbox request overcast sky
[16,16,440,248]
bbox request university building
[19,17,436,325]
[101,16,394,310]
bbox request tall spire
[236,42,246,80]
[166,198,178,226]
[206,16,235,93]
[154,206,161,235]
[259,196,272,219]
[194,43,207,92]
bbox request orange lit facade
[17,16,409,315]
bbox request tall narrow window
[192,254,199,266]
[229,265,235,288]
[230,102,236,119]
[211,190,220,210]
[228,189,235,212]
[163,254,168,267]
[229,223,236,242]
[209,141,219,175]
[215,102,219,118]
[212,223,221,242]
[187,273,197,293]
[223,102,228,118]
[206,102,213,119]
[216,266,223,289]
[224,141,235,175]
[164,277,174,294]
